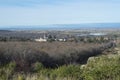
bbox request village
[0,30,118,43]
[34,32,116,43]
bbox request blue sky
[0,0,120,26]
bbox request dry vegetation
[0,41,114,71]
[0,41,118,80]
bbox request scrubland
[0,41,119,80]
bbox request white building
[58,38,66,42]
[35,38,47,42]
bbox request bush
[82,55,120,80]
[50,65,82,79]
[32,62,44,72]
[0,62,16,80]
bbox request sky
[0,0,120,26]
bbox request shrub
[32,62,44,72]
[82,55,120,80]
[0,62,16,80]
[51,65,82,79]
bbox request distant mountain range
[0,23,120,30]
[0,30,12,32]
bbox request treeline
[0,41,116,72]
[0,36,32,41]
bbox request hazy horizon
[0,23,120,30]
